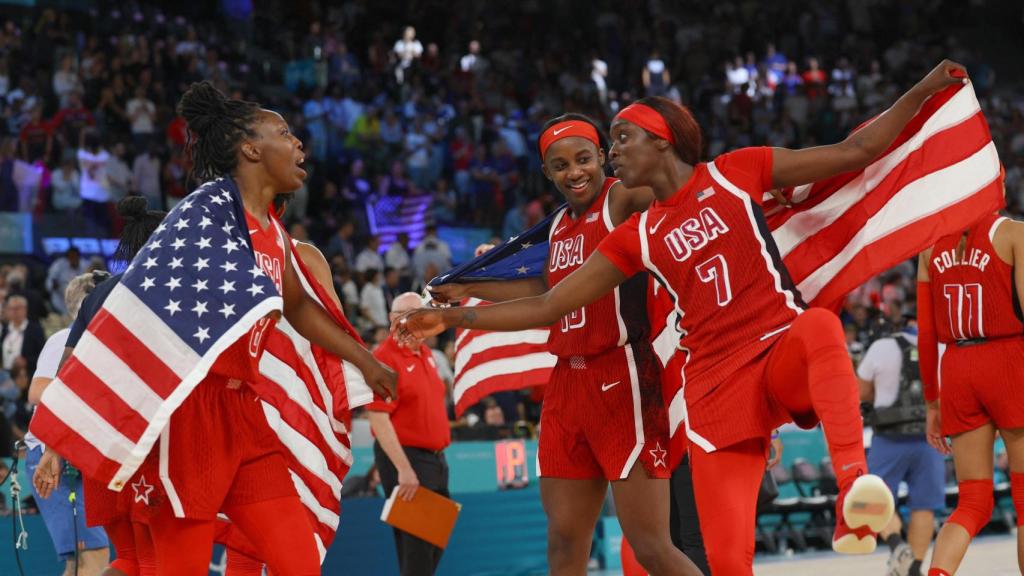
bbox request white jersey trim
[619,343,645,479]
[159,423,186,517]
[602,180,618,232]
[638,211,717,452]
[706,161,804,315]
[988,216,1008,244]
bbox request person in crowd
[368,292,452,576]
[46,246,86,316]
[2,294,45,375]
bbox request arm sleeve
[917,280,939,402]
[596,213,646,277]
[855,339,882,382]
[32,330,70,380]
[365,347,398,413]
[715,147,774,205]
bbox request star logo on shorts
[649,442,667,468]
[132,475,155,505]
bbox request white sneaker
[886,542,915,576]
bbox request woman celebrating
[429,113,702,575]
[396,60,968,574]
[919,210,1024,575]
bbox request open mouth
[566,178,590,194]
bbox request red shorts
[538,343,670,481]
[940,338,1024,436]
[128,375,296,520]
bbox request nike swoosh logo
[841,462,861,472]
[648,215,667,235]
[406,365,415,372]
[553,225,568,235]
[553,125,573,136]
[601,381,620,392]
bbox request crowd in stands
[0,0,1022,460]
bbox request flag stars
[171,237,186,250]
[220,261,238,273]
[223,239,239,254]
[210,195,226,205]
[173,218,190,231]
[246,283,264,297]
[193,257,210,272]
[195,237,212,249]
[193,327,210,344]
[222,222,235,235]
[192,279,208,292]
[149,239,162,250]
[169,257,183,270]
[249,265,264,279]
[219,303,236,318]
[520,242,533,250]
[191,301,209,318]
[142,256,158,270]
[198,216,213,230]
[164,299,181,316]
[516,265,529,275]
[165,277,182,291]
[219,280,236,294]
[154,223,167,234]
[140,277,155,291]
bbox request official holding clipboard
[369,292,453,575]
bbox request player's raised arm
[394,252,626,341]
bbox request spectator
[404,116,431,189]
[326,221,357,265]
[1,295,45,374]
[106,141,132,202]
[858,323,942,576]
[412,225,451,282]
[642,49,670,97]
[132,140,162,209]
[383,267,402,310]
[392,26,423,85]
[50,154,81,212]
[51,53,82,107]
[459,40,485,74]
[367,292,452,576]
[303,86,328,162]
[5,267,47,321]
[126,85,157,150]
[52,91,93,155]
[77,131,112,231]
[19,105,54,164]
[360,268,388,329]
[46,247,86,316]
[385,232,412,280]
[355,235,385,274]
[430,177,458,224]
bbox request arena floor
[752,534,1018,575]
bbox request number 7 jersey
[927,213,1023,343]
[598,147,806,402]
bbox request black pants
[670,454,709,575]
[374,442,450,576]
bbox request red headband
[538,121,601,159]
[615,103,675,143]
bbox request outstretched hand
[392,308,449,347]
[915,59,968,97]
[426,283,471,306]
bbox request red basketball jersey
[546,177,653,357]
[928,213,1023,343]
[598,147,806,402]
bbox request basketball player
[920,211,1024,575]
[396,60,968,574]
[427,113,701,576]
[122,82,396,575]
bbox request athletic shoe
[886,542,915,576]
[832,474,895,554]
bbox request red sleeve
[917,280,939,402]
[365,345,398,413]
[596,212,645,277]
[714,147,773,205]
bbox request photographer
[858,312,942,576]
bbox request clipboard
[380,486,462,549]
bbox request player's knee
[546,523,588,561]
[627,538,674,573]
[796,308,843,340]
[108,558,140,576]
[947,479,994,537]
[1010,473,1024,526]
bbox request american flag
[764,80,1003,309]
[31,177,367,558]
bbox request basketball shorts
[940,338,1024,436]
[538,343,671,481]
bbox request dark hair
[177,81,262,183]
[536,113,609,162]
[113,196,166,267]
[272,192,295,215]
[634,96,703,165]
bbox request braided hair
[113,196,166,270]
[177,81,262,183]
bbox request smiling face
[249,110,306,192]
[608,120,661,189]
[542,136,605,212]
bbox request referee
[368,292,451,576]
